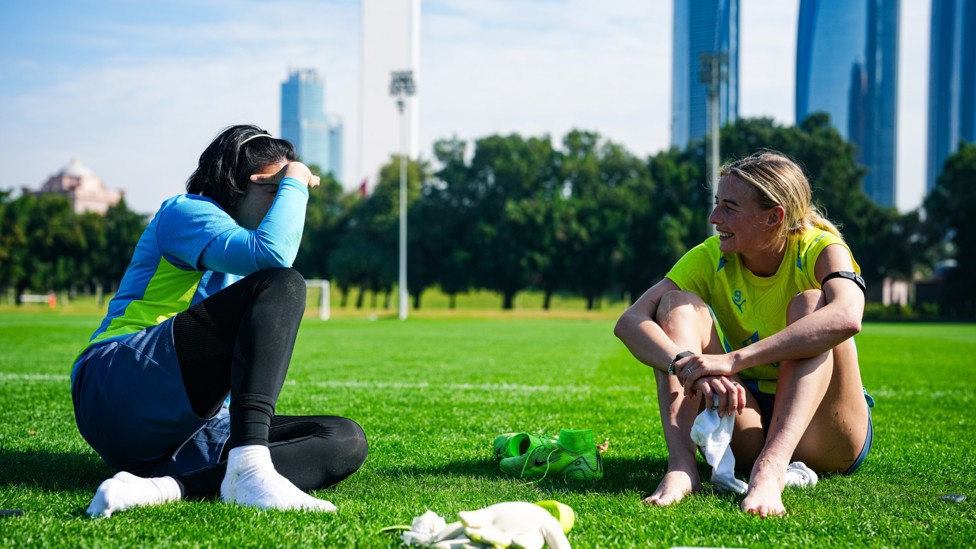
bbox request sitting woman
[614,151,872,517]
[72,125,367,517]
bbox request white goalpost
[305,279,331,320]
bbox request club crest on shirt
[732,289,746,313]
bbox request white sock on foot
[220,445,337,512]
[785,461,819,488]
[86,471,182,518]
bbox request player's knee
[333,418,369,479]
[655,291,708,326]
[787,290,824,324]
[256,267,306,309]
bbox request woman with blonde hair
[615,150,873,517]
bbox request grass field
[1,311,974,547]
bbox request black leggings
[171,268,367,499]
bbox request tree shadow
[0,448,112,491]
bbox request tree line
[2,115,973,315]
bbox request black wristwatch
[667,351,694,376]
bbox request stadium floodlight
[699,51,728,235]
[390,70,415,321]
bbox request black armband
[821,271,866,295]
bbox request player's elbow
[252,240,296,270]
[614,310,641,342]
[837,306,862,338]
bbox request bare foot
[642,469,702,506]
[741,459,787,517]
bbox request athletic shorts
[71,317,230,476]
[708,306,874,476]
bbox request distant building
[35,158,122,215]
[327,114,344,183]
[671,0,739,149]
[795,0,899,207]
[926,0,976,191]
[280,68,343,178]
[358,0,420,192]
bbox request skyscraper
[671,0,739,149]
[327,114,344,184]
[280,69,342,178]
[926,0,976,191]
[795,0,899,207]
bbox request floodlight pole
[390,70,415,321]
[700,52,728,236]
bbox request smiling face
[232,161,286,230]
[709,175,785,258]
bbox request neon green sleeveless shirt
[665,229,859,393]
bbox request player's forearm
[730,304,861,371]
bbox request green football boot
[492,433,554,460]
[500,429,603,481]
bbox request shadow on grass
[0,448,112,491]
[384,455,696,497]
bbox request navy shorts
[740,378,874,475]
[71,317,230,476]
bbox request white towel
[690,402,818,494]
[690,406,748,494]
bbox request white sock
[785,461,819,488]
[86,471,182,518]
[220,445,337,512]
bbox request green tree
[293,172,347,280]
[467,133,558,309]
[617,147,708,301]
[425,137,477,308]
[9,193,85,298]
[560,133,649,309]
[0,191,27,299]
[331,156,425,309]
[101,199,147,291]
[923,142,976,315]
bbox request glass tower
[281,69,339,176]
[327,114,344,183]
[795,0,899,207]
[927,0,976,191]
[671,0,739,149]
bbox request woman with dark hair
[72,125,367,517]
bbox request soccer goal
[304,279,331,320]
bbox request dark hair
[185,125,298,210]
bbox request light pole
[389,70,415,321]
[699,51,728,235]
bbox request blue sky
[0,0,928,214]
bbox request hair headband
[241,133,272,145]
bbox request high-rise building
[358,0,420,191]
[796,0,899,207]
[926,0,976,191]
[280,69,342,178]
[671,0,739,149]
[327,114,344,184]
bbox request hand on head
[250,162,320,189]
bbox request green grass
[1,313,974,547]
